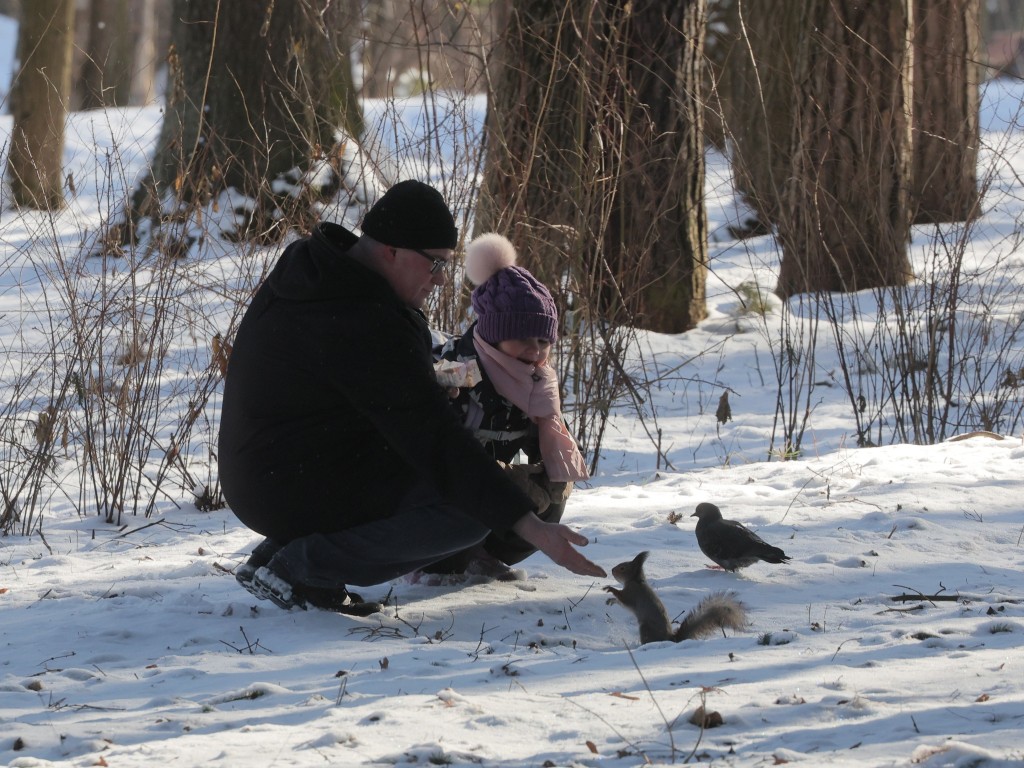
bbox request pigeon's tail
[673,591,748,641]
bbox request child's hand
[498,461,551,513]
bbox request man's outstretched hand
[512,513,606,578]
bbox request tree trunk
[77,0,134,109]
[133,0,361,228]
[775,0,914,299]
[5,0,75,210]
[723,0,803,232]
[603,0,707,332]
[911,0,981,224]
[476,0,708,334]
[129,0,159,106]
[474,0,592,289]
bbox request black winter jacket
[434,327,539,465]
[217,223,535,542]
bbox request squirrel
[604,551,748,645]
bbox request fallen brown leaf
[689,706,724,728]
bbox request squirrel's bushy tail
[673,591,748,641]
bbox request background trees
[127,0,363,241]
[5,0,74,209]
[600,0,708,334]
[476,0,708,336]
[911,0,981,224]
[715,0,801,235]
[0,0,1018,519]
[0,0,996,303]
[713,0,982,299]
[72,0,163,110]
[75,0,132,110]
[357,0,501,97]
[775,1,915,299]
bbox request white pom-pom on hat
[468,233,558,345]
[465,233,517,287]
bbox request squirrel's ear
[633,551,650,568]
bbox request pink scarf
[473,329,589,482]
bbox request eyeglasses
[406,247,449,275]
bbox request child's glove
[497,461,551,514]
[540,478,572,506]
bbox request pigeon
[691,502,791,571]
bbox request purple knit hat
[466,233,558,345]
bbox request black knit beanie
[360,180,458,250]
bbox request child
[426,233,589,577]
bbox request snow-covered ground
[3,436,1023,768]
[2,49,1024,768]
